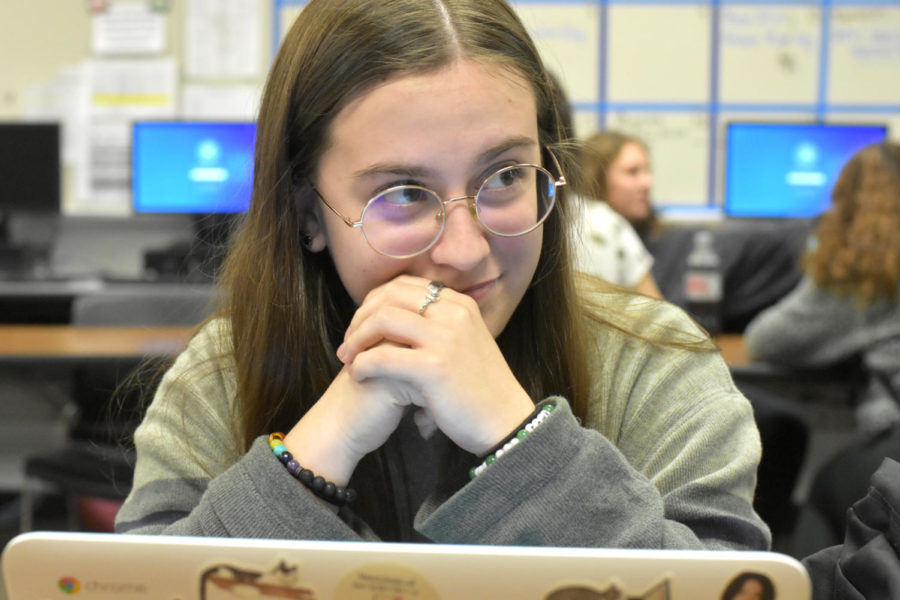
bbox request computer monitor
[0,121,60,235]
[131,121,255,280]
[131,120,255,215]
[724,121,888,219]
[0,122,60,274]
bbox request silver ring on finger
[417,280,445,315]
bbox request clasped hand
[338,274,534,454]
[284,275,534,486]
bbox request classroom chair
[19,285,214,532]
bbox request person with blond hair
[547,77,661,298]
[580,130,659,240]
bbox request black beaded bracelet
[268,433,357,507]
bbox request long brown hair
[803,142,900,305]
[217,0,588,460]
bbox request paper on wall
[72,58,177,216]
[23,64,90,166]
[181,83,260,119]
[92,2,167,56]
[184,0,261,79]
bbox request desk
[0,325,196,492]
[0,328,747,367]
[0,279,213,324]
[714,334,748,368]
[715,331,860,416]
[0,325,195,365]
[0,326,848,384]
[715,332,853,385]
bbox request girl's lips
[460,278,497,302]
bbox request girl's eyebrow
[474,136,537,166]
[352,163,433,180]
[350,136,538,181]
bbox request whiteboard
[719,5,821,104]
[513,0,899,209]
[829,7,900,104]
[606,5,712,103]
[606,111,710,206]
[515,3,601,104]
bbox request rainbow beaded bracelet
[268,433,357,507]
[469,403,555,479]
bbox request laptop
[2,531,810,599]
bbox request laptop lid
[2,531,810,599]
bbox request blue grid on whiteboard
[271,0,900,208]
[272,0,306,58]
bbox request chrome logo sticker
[58,577,81,594]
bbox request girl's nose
[427,199,490,269]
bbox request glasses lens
[361,186,444,257]
[475,165,555,236]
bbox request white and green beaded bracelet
[469,403,555,479]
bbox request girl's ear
[295,184,328,252]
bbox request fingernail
[336,343,347,362]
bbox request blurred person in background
[746,142,900,559]
[745,141,900,437]
[580,131,659,242]
[549,80,660,298]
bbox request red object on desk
[78,497,121,533]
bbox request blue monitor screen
[724,122,887,218]
[132,121,255,214]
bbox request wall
[0,0,271,276]
[1,0,898,265]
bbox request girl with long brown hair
[116,0,768,549]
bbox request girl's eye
[379,186,433,205]
[482,166,524,190]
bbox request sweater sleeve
[743,276,867,366]
[802,458,900,600]
[414,304,770,550]
[115,322,367,540]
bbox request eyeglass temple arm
[545,146,567,188]
[312,187,362,228]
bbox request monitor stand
[0,212,51,278]
[189,213,238,278]
[142,213,239,283]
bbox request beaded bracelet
[482,404,544,457]
[268,433,357,507]
[468,403,555,479]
